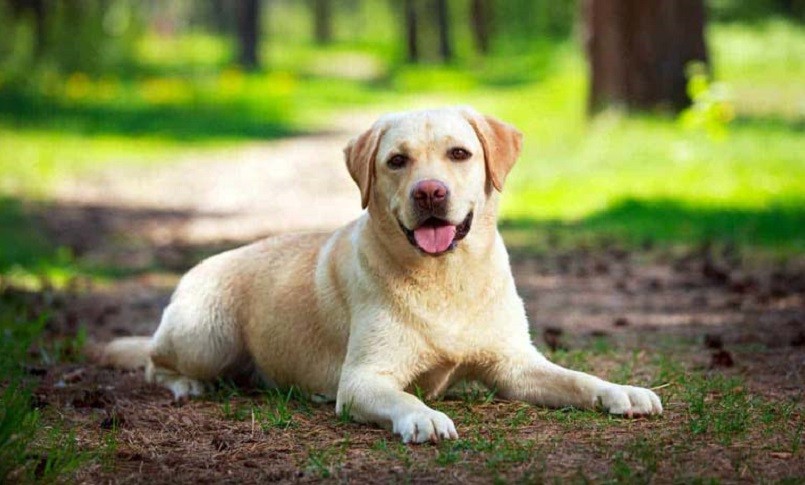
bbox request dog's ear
[461,108,523,192]
[344,124,385,209]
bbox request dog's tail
[92,336,153,370]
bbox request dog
[101,107,662,443]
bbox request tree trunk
[237,0,261,71]
[584,0,708,113]
[404,0,418,62]
[30,0,46,58]
[470,0,491,55]
[435,0,452,61]
[209,0,235,33]
[777,0,805,18]
[312,0,332,45]
[9,0,47,58]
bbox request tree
[402,0,452,63]
[470,0,492,55]
[207,0,237,34]
[434,0,452,62]
[311,0,333,45]
[776,0,805,18]
[404,0,419,62]
[237,0,261,70]
[583,0,708,113]
[8,0,47,58]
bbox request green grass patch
[0,197,55,271]
[501,196,805,255]
[679,373,801,447]
[710,19,805,119]
[306,440,349,479]
[0,294,116,481]
[609,436,661,484]
[0,126,193,196]
[0,197,91,288]
[218,385,314,431]
[436,433,538,472]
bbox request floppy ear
[344,125,385,209]
[462,109,523,192]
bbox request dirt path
[13,116,805,482]
[53,116,371,247]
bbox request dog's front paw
[596,383,663,417]
[393,409,458,444]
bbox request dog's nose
[412,179,449,211]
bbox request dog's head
[344,107,522,256]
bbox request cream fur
[101,107,662,444]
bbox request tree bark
[9,0,47,58]
[237,0,261,71]
[584,0,708,113]
[435,0,452,61]
[208,0,235,34]
[312,0,332,45]
[470,0,492,55]
[404,0,419,62]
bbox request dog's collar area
[398,212,473,256]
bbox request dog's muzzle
[398,212,473,256]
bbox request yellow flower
[65,72,92,100]
[96,76,121,101]
[218,68,245,96]
[139,77,192,104]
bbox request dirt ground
[7,126,805,483]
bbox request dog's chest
[409,362,459,399]
[399,287,511,363]
[393,264,498,310]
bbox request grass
[0,292,116,482]
[277,339,799,482]
[610,436,660,483]
[2,281,800,482]
[199,333,802,480]
[218,385,319,432]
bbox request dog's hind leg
[146,362,207,400]
[147,299,244,400]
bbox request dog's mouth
[398,212,473,256]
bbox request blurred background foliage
[0,0,803,282]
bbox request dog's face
[345,107,522,256]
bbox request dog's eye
[387,154,409,170]
[448,147,472,161]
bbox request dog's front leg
[335,317,458,444]
[337,369,458,443]
[483,344,662,416]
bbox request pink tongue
[413,225,457,254]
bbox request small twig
[650,382,674,391]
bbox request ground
[2,118,802,483]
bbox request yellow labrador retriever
[102,107,662,443]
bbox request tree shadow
[5,195,804,285]
[731,114,805,133]
[0,196,252,280]
[0,90,300,141]
[0,195,262,342]
[501,198,805,254]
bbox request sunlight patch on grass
[0,128,192,195]
[710,19,805,118]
